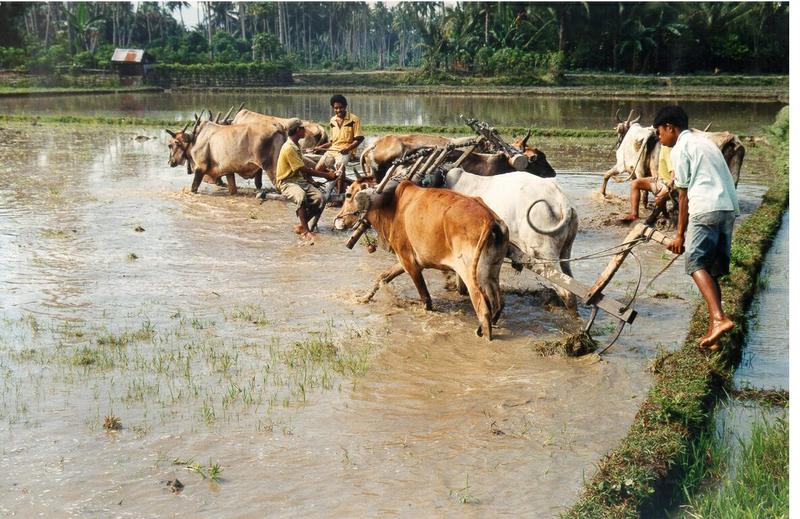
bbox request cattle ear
[166,129,176,138]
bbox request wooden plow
[517,222,677,352]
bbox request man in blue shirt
[655,105,740,351]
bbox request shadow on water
[0,124,779,517]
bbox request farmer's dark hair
[653,105,688,130]
[330,94,348,107]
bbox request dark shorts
[685,210,736,277]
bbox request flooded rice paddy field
[0,123,772,517]
[0,91,785,136]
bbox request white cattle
[600,123,659,196]
[445,168,578,310]
[601,124,744,197]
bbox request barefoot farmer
[276,118,338,241]
[655,105,740,350]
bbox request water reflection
[1,92,784,135]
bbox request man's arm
[300,165,336,185]
[339,135,364,155]
[668,187,688,254]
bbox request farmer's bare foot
[301,231,316,243]
[293,224,304,235]
[699,318,734,347]
[619,213,638,223]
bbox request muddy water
[0,92,784,134]
[0,125,770,517]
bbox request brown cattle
[360,133,556,182]
[232,109,328,151]
[166,118,286,194]
[334,180,509,340]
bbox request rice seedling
[103,413,122,431]
[226,304,270,326]
[451,474,480,505]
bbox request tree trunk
[66,4,74,54]
[239,3,246,40]
[484,3,489,45]
[146,13,152,44]
[44,4,52,49]
[206,3,214,60]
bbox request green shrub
[73,51,97,70]
[0,46,27,69]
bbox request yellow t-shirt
[276,139,306,183]
[658,145,673,182]
[328,112,363,152]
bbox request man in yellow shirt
[620,145,674,222]
[313,94,364,196]
[276,118,337,240]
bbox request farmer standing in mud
[655,105,740,351]
[276,118,338,242]
[313,94,364,199]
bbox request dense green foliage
[0,2,789,81]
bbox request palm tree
[166,1,190,30]
[66,2,105,52]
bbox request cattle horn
[704,122,712,132]
[521,129,531,149]
[235,101,245,116]
[222,105,235,124]
[191,111,203,135]
[629,110,641,124]
[166,129,176,138]
[214,112,222,123]
[615,108,623,123]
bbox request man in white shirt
[656,105,740,351]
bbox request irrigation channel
[0,93,786,516]
[717,211,789,468]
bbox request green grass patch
[565,106,789,518]
[680,416,788,518]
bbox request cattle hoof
[476,325,483,337]
[424,301,432,311]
